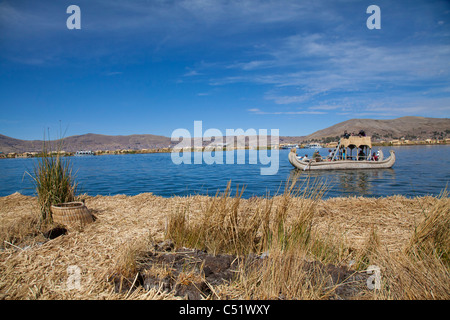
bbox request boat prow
[289,148,395,171]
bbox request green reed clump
[270,173,328,254]
[28,138,78,223]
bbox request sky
[0,0,449,140]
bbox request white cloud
[105,71,123,76]
[264,93,311,105]
[209,27,450,117]
[2,0,449,119]
[308,105,342,110]
[248,108,326,115]
[184,70,202,77]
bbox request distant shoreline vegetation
[0,146,274,159]
[0,139,449,159]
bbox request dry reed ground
[0,192,446,299]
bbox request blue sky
[0,0,449,140]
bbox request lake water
[0,145,449,199]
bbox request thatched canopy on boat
[339,136,372,149]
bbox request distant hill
[60,133,172,152]
[0,133,172,154]
[303,116,450,142]
[1,117,449,153]
[0,134,44,154]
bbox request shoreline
[1,189,446,201]
[1,142,448,159]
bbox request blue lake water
[0,145,449,199]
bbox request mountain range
[1,116,449,153]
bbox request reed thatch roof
[340,136,372,149]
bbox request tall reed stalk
[165,172,330,257]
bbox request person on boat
[302,154,310,162]
[371,152,378,161]
[358,130,366,137]
[358,149,365,161]
[313,150,321,161]
[327,149,334,161]
[342,131,350,139]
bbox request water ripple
[0,145,449,198]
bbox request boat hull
[288,149,395,170]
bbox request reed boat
[281,144,299,150]
[304,142,323,149]
[75,150,94,156]
[289,136,395,170]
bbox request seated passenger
[358,150,365,161]
[327,149,334,161]
[313,150,322,161]
[371,152,378,161]
[342,131,350,139]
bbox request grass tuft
[26,134,78,223]
[165,173,337,258]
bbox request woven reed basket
[51,202,94,227]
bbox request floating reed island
[0,184,449,300]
